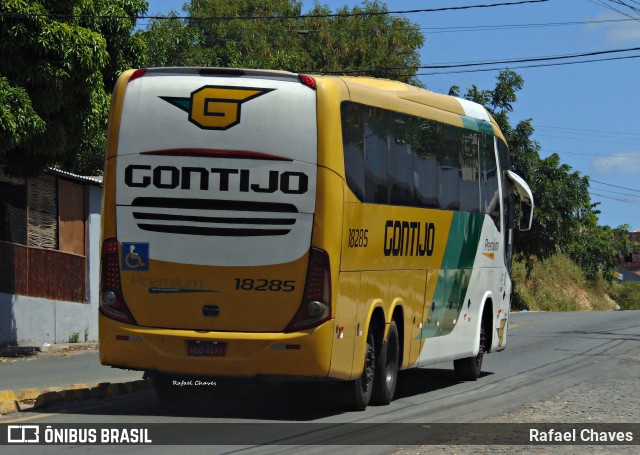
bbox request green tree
[0,0,147,176]
[520,153,593,261]
[611,281,640,310]
[568,223,633,281]
[142,11,216,67]
[185,0,305,70]
[299,1,423,84]
[142,0,424,84]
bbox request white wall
[0,293,96,345]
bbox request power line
[0,0,550,21]
[419,17,635,33]
[335,52,639,78]
[534,125,640,138]
[380,52,640,77]
[309,46,640,74]
[135,16,635,36]
[536,132,640,143]
[590,186,640,198]
[590,179,640,192]
[588,0,640,21]
[547,150,640,159]
[134,16,635,34]
[420,46,640,69]
[590,192,640,205]
[534,133,640,147]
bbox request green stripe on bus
[419,212,484,339]
[461,116,494,136]
[441,212,484,270]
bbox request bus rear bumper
[99,314,334,378]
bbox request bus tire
[339,330,376,411]
[372,320,399,405]
[454,317,486,381]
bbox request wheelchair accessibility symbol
[121,243,149,271]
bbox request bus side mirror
[519,200,533,231]
[506,170,534,232]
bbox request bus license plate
[187,341,227,357]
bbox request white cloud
[593,152,640,175]
[586,12,640,43]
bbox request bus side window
[389,118,413,205]
[480,134,501,230]
[412,119,439,209]
[438,125,461,210]
[364,121,389,204]
[459,131,480,213]
[341,103,366,200]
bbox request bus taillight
[298,74,317,90]
[285,248,331,332]
[128,69,146,82]
[99,238,137,325]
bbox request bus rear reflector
[128,69,146,83]
[285,248,331,332]
[100,238,137,325]
[298,74,317,90]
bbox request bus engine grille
[129,197,298,237]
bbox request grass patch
[512,253,618,312]
[609,281,640,310]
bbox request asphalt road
[2,310,639,454]
[0,349,143,392]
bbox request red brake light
[298,74,317,90]
[285,248,331,332]
[128,69,146,83]
[100,238,137,325]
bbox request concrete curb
[0,379,153,415]
[0,343,99,357]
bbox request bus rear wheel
[339,330,375,411]
[372,320,399,405]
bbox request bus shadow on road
[26,369,491,421]
[163,382,349,420]
[156,368,490,420]
[394,368,493,400]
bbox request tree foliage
[185,0,309,70]
[611,281,640,310]
[142,0,424,84]
[142,12,215,67]
[298,1,423,83]
[0,0,147,176]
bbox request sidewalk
[0,343,148,415]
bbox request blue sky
[144,0,640,230]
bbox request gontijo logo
[160,86,274,130]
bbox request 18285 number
[234,278,295,292]
[348,228,369,248]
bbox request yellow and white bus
[99,68,534,410]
